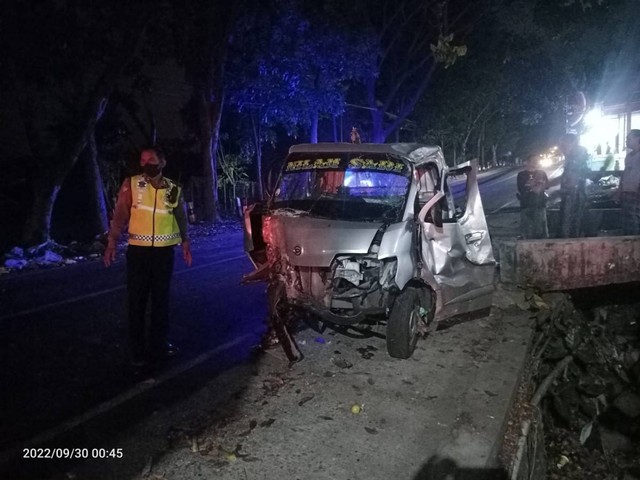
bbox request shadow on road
[413,455,508,480]
[1,338,264,480]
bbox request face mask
[142,164,162,177]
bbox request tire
[386,287,421,359]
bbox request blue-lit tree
[227,0,373,197]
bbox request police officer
[620,129,640,234]
[104,146,192,368]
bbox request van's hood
[265,214,383,267]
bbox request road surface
[0,166,532,478]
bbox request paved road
[477,164,562,215]
[0,168,528,476]
[0,232,267,454]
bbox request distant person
[517,155,549,239]
[619,129,640,235]
[558,134,589,238]
[350,127,361,144]
[104,146,192,369]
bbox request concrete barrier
[498,236,640,290]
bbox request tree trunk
[251,113,264,200]
[310,110,319,144]
[17,15,148,246]
[366,76,386,143]
[83,131,108,237]
[199,91,218,222]
[371,109,386,143]
[195,2,234,222]
[23,179,61,246]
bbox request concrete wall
[498,237,640,290]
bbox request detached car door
[417,160,495,320]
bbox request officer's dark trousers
[126,245,175,361]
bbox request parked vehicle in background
[243,143,496,359]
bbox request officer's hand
[103,245,116,267]
[182,240,192,267]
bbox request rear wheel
[386,287,422,359]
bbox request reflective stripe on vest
[128,175,182,247]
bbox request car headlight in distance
[539,157,553,168]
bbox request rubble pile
[1,239,105,273]
[527,289,640,479]
[0,217,243,274]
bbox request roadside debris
[1,218,243,274]
[522,287,640,479]
[2,240,103,272]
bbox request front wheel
[386,287,422,359]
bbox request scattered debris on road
[1,218,243,273]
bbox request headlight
[539,157,553,168]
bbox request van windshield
[272,152,411,222]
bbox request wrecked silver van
[243,143,496,360]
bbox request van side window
[444,170,469,221]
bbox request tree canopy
[1,0,638,247]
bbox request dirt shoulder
[55,285,533,480]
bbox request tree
[2,1,152,246]
[218,149,250,211]
[171,0,238,223]
[226,0,372,197]
[332,0,474,143]
[417,21,508,164]
[491,0,630,118]
[418,0,630,163]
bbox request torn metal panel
[498,237,640,290]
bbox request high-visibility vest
[128,175,182,247]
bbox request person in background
[620,129,640,235]
[517,154,549,239]
[104,146,192,369]
[558,133,589,238]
